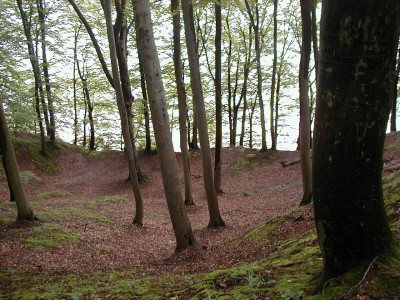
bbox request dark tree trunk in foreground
[312,0,399,290]
[133,0,198,249]
[0,101,36,221]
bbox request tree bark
[0,101,36,221]
[214,0,223,193]
[270,0,278,150]
[36,0,56,149]
[132,0,198,249]
[102,0,144,226]
[16,0,47,155]
[312,0,398,289]
[182,0,225,227]
[299,0,312,205]
[245,0,267,151]
[391,46,399,132]
[171,0,194,206]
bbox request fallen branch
[341,256,379,299]
[281,159,301,167]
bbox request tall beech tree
[101,0,144,226]
[312,0,399,290]
[0,101,36,221]
[214,0,223,193]
[269,0,278,150]
[171,0,194,205]
[244,0,267,151]
[181,0,225,227]
[299,0,312,205]
[132,0,198,249]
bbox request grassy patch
[12,136,59,173]
[81,148,109,157]
[82,194,127,209]
[38,207,114,226]
[25,223,81,248]
[36,189,72,199]
[230,153,259,171]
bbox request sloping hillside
[0,132,399,299]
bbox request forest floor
[0,132,399,299]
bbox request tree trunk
[270,0,278,150]
[312,0,398,289]
[171,0,194,206]
[132,0,198,249]
[214,0,223,194]
[36,0,56,149]
[182,0,225,227]
[299,0,312,205]
[0,101,36,221]
[16,0,47,155]
[102,0,144,226]
[138,59,152,154]
[245,0,267,151]
[391,46,399,132]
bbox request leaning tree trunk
[312,0,398,290]
[102,0,144,226]
[132,0,198,250]
[171,0,194,205]
[182,0,225,228]
[299,0,312,205]
[0,101,36,221]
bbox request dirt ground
[0,131,399,277]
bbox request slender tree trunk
[182,0,225,227]
[245,0,267,151]
[391,46,399,132]
[299,0,312,205]
[73,25,81,145]
[270,0,278,150]
[226,15,234,146]
[102,0,144,226]
[132,0,198,250]
[16,0,47,155]
[312,0,398,290]
[171,0,194,205]
[190,110,199,149]
[214,0,223,193]
[0,101,36,221]
[138,60,152,154]
[311,0,318,80]
[36,0,56,149]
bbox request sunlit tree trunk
[313,0,398,290]
[102,0,144,226]
[132,0,198,249]
[0,101,36,221]
[391,46,399,132]
[182,0,225,227]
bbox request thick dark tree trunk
[312,0,399,290]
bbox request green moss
[230,153,260,171]
[36,189,71,199]
[25,223,81,248]
[81,148,109,157]
[83,194,127,209]
[38,207,114,226]
[12,136,59,173]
